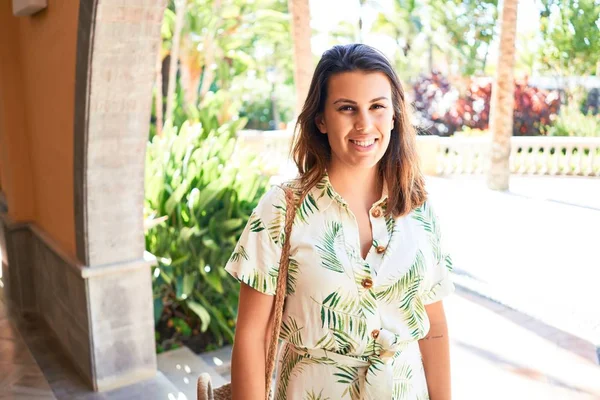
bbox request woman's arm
[418,300,451,400]
[230,282,276,400]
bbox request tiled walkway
[0,294,55,399]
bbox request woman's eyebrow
[333,96,390,104]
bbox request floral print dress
[225,172,455,400]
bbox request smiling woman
[226,44,454,400]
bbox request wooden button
[371,329,380,339]
[371,207,382,218]
[361,278,373,289]
[376,245,386,254]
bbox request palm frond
[376,250,425,304]
[315,179,335,201]
[228,245,249,263]
[443,253,453,272]
[401,288,428,338]
[296,192,319,224]
[334,366,362,400]
[392,363,414,400]
[304,389,331,400]
[270,203,287,246]
[280,317,304,347]
[314,328,358,355]
[236,266,278,295]
[315,290,367,339]
[359,288,378,316]
[412,203,442,263]
[249,212,266,233]
[315,222,345,273]
[286,256,299,295]
[276,346,325,400]
[364,339,385,385]
[386,214,396,237]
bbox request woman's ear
[315,114,327,134]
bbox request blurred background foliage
[146,0,600,353]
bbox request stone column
[69,0,167,391]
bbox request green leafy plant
[145,117,269,352]
[547,104,600,138]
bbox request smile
[350,138,378,148]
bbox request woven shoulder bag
[197,186,297,400]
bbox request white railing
[436,136,600,177]
[237,130,600,178]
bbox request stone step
[198,345,233,381]
[157,346,228,400]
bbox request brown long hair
[291,43,427,217]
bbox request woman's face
[316,71,395,171]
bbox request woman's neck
[327,163,382,209]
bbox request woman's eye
[339,106,354,111]
[372,104,385,109]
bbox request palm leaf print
[315,290,367,339]
[304,389,331,400]
[314,328,358,355]
[315,179,335,201]
[334,366,362,400]
[286,256,299,295]
[352,259,371,285]
[352,260,377,314]
[364,337,384,358]
[237,266,278,295]
[249,212,266,233]
[276,346,321,400]
[377,251,428,337]
[280,317,304,347]
[363,339,384,385]
[315,221,345,273]
[296,192,319,223]
[228,245,248,263]
[403,294,428,338]
[359,288,378,316]
[386,214,395,237]
[392,363,413,400]
[270,203,287,246]
[275,345,306,400]
[412,203,442,263]
[376,250,426,304]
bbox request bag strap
[264,185,296,398]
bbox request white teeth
[351,139,375,147]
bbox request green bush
[145,118,269,353]
[547,104,600,137]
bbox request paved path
[449,288,600,399]
[427,175,600,350]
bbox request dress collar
[311,170,389,212]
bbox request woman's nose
[355,110,373,132]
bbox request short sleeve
[420,201,455,305]
[224,185,286,296]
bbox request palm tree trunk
[198,0,222,101]
[487,0,518,191]
[179,49,201,113]
[165,0,187,126]
[288,0,313,118]
[154,47,164,137]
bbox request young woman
[225,44,454,400]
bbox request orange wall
[0,1,78,256]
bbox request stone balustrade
[434,136,600,177]
[237,130,600,178]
